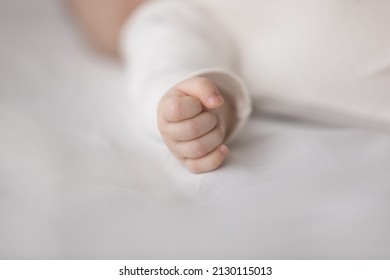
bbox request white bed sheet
[0,0,389,259]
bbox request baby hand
[158,77,231,173]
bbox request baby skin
[157,77,236,173]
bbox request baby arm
[158,77,235,173]
[121,0,251,173]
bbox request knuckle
[194,77,215,93]
[157,117,169,134]
[194,76,211,85]
[158,124,167,136]
[190,140,206,158]
[186,119,199,137]
[166,98,182,120]
[159,128,174,143]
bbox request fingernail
[207,94,223,106]
[220,145,229,155]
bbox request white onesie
[121,0,390,140]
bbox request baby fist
[157,77,230,173]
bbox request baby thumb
[186,78,224,110]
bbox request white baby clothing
[121,0,390,140]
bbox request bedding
[0,0,389,259]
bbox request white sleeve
[120,0,251,142]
